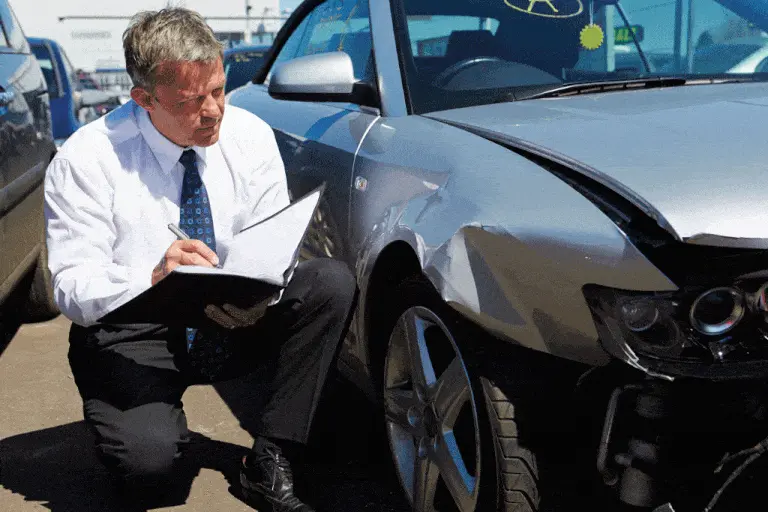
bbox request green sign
[615,25,644,44]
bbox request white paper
[172,187,322,286]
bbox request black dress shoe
[240,448,315,512]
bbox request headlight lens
[619,298,659,332]
[689,287,744,336]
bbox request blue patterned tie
[179,149,228,377]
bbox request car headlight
[583,279,768,370]
[689,287,745,336]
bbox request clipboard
[98,183,326,326]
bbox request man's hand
[204,299,272,330]
[152,239,220,286]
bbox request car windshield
[394,0,768,113]
[224,50,268,93]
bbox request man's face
[131,58,226,147]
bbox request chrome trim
[370,0,407,117]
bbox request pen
[167,223,222,269]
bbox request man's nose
[200,94,221,119]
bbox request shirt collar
[135,103,208,173]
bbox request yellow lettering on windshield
[504,0,583,18]
[528,0,558,13]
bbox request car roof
[224,44,271,57]
[27,37,57,47]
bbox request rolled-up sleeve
[44,158,153,327]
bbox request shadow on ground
[0,317,21,359]
[0,379,409,512]
[0,421,246,511]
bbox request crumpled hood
[426,82,768,248]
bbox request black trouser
[67,258,355,487]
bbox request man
[43,8,355,512]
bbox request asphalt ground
[0,314,410,512]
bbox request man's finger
[221,304,249,323]
[204,305,239,329]
[179,250,215,267]
[222,303,263,324]
[179,239,220,266]
[225,301,268,321]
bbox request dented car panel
[350,114,678,368]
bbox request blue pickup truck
[27,37,80,147]
[28,37,118,147]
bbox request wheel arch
[362,239,424,390]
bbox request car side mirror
[268,52,377,107]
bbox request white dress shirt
[44,100,290,327]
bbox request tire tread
[482,380,540,512]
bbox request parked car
[223,43,271,94]
[27,37,81,147]
[28,37,120,147]
[0,1,59,327]
[228,0,768,511]
[75,70,101,90]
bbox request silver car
[227,0,768,510]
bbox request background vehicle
[228,0,768,510]
[223,43,271,93]
[75,70,100,91]
[27,37,80,147]
[28,37,120,146]
[0,1,59,332]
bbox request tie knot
[180,149,197,167]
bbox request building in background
[12,0,289,85]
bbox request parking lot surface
[0,315,409,512]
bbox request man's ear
[130,86,154,111]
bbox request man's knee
[89,404,186,484]
[116,431,180,483]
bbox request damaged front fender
[351,116,678,369]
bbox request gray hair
[123,7,224,91]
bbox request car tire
[378,276,586,512]
[18,244,59,323]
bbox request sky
[11,0,287,69]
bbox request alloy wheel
[383,306,482,512]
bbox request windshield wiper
[613,1,651,73]
[517,75,761,101]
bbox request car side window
[757,57,768,74]
[0,1,28,52]
[31,43,60,97]
[270,15,312,73]
[61,48,77,86]
[268,0,374,84]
